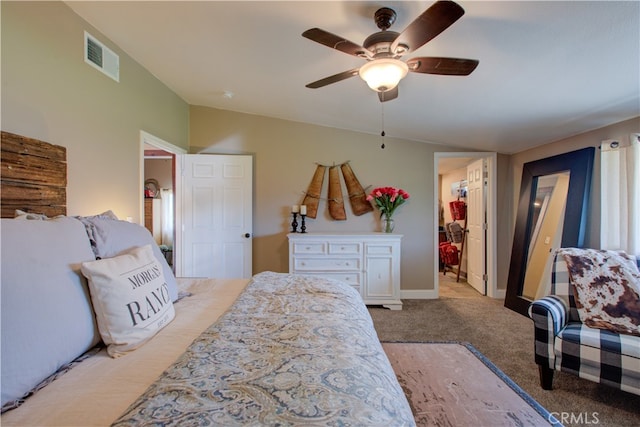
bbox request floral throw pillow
[560,248,640,337]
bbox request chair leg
[538,364,554,390]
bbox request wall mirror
[505,147,595,316]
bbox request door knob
[244,233,251,238]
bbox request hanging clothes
[444,223,452,242]
[447,221,464,243]
[449,200,467,220]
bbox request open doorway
[434,152,498,299]
[140,131,186,273]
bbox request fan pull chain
[380,103,386,149]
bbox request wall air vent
[84,31,119,82]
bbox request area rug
[382,341,561,426]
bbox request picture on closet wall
[450,180,468,198]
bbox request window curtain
[600,134,640,258]
[159,188,174,248]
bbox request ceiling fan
[302,0,479,102]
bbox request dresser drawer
[292,242,326,255]
[366,243,395,255]
[328,242,361,255]
[288,233,402,310]
[293,257,360,271]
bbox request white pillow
[81,245,175,357]
[1,216,99,407]
[14,209,49,220]
[76,215,179,302]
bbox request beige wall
[4,1,637,296]
[145,159,174,190]
[496,152,512,289]
[507,116,640,252]
[1,1,189,221]
[189,106,471,291]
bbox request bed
[0,131,414,426]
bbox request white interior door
[467,158,486,294]
[181,154,253,278]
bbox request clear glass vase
[382,216,395,233]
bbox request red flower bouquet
[366,186,410,232]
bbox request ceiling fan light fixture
[359,58,408,92]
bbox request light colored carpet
[382,342,558,427]
[369,281,640,427]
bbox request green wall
[1,1,189,221]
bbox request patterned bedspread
[112,272,415,426]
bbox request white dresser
[288,233,402,310]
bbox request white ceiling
[66,1,639,154]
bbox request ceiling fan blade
[378,87,398,102]
[302,28,372,58]
[391,0,465,54]
[407,57,479,75]
[305,68,360,89]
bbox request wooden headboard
[1,131,67,218]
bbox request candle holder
[300,214,307,233]
[291,212,299,232]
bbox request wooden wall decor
[341,162,374,216]
[1,131,67,218]
[327,165,346,220]
[301,164,326,219]
[301,161,372,220]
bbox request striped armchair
[528,249,640,395]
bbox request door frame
[139,131,186,273]
[434,152,499,298]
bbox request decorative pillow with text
[561,248,640,337]
[81,245,175,357]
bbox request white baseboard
[400,288,506,300]
[490,288,506,299]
